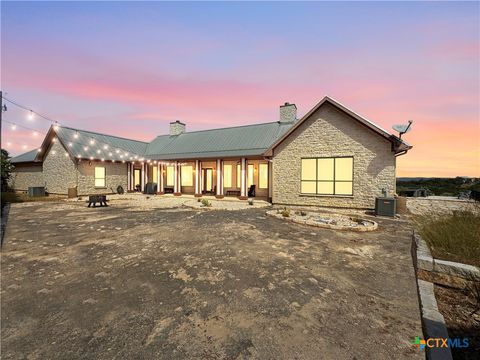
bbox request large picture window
[236,164,241,188]
[223,164,232,188]
[259,163,268,189]
[152,165,158,184]
[166,165,175,186]
[95,166,106,187]
[247,164,254,187]
[181,165,193,186]
[301,157,353,195]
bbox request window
[95,166,106,187]
[301,157,353,195]
[152,166,158,184]
[223,164,232,188]
[166,165,175,186]
[181,165,193,186]
[259,163,268,189]
[236,164,241,188]
[247,164,254,187]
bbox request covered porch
[126,157,272,200]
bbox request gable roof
[10,149,40,164]
[264,96,412,156]
[10,96,412,164]
[145,121,293,160]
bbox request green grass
[416,209,480,267]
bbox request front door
[202,168,213,193]
[134,169,141,191]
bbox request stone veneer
[42,140,77,194]
[12,138,128,195]
[9,163,44,190]
[272,102,396,209]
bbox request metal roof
[54,126,148,161]
[145,121,293,160]
[11,121,293,163]
[10,149,39,163]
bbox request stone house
[10,96,411,209]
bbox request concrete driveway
[1,201,422,359]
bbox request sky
[1,1,479,177]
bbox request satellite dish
[392,120,413,138]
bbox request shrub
[201,199,212,207]
[416,209,480,267]
[248,200,254,206]
[281,208,290,217]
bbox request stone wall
[272,102,396,209]
[9,163,44,190]
[42,140,77,194]
[406,197,477,216]
[77,160,128,195]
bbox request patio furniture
[248,185,256,197]
[164,187,174,194]
[226,189,241,196]
[87,195,108,207]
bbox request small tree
[1,149,14,192]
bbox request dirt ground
[1,201,422,359]
[435,285,480,359]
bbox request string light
[2,96,146,162]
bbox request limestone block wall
[42,140,77,194]
[9,163,44,190]
[272,102,396,209]
[406,197,477,216]
[77,160,128,195]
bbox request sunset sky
[1,1,479,177]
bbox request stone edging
[412,232,479,284]
[416,279,453,360]
[266,210,378,232]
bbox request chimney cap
[280,102,297,108]
[170,120,185,125]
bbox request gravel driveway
[1,201,422,359]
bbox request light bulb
[33,131,38,137]
[97,150,101,154]
[108,152,112,156]
[74,132,79,139]
[90,139,95,145]
[28,110,34,120]
[103,145,108,150]
[11,124,16,130]
[84,146,88,151]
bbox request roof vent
[279,102,297,123]
[169,120,186,136]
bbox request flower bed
[266,209,378,231]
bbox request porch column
[268,160,273,201]
[174,161,181,196]
[141,162,145,193]
[215,159,224,198]
[239,157,248,200]
[127,162,131,192]
[159,163,164,194]
[195,160,202,197]
[156,163,162,194]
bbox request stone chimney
[169,120,186,135]
[279,102,297,123]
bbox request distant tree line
[396,177,480,197]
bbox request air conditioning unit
[375,197,396,217]
[28,186,45,197]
